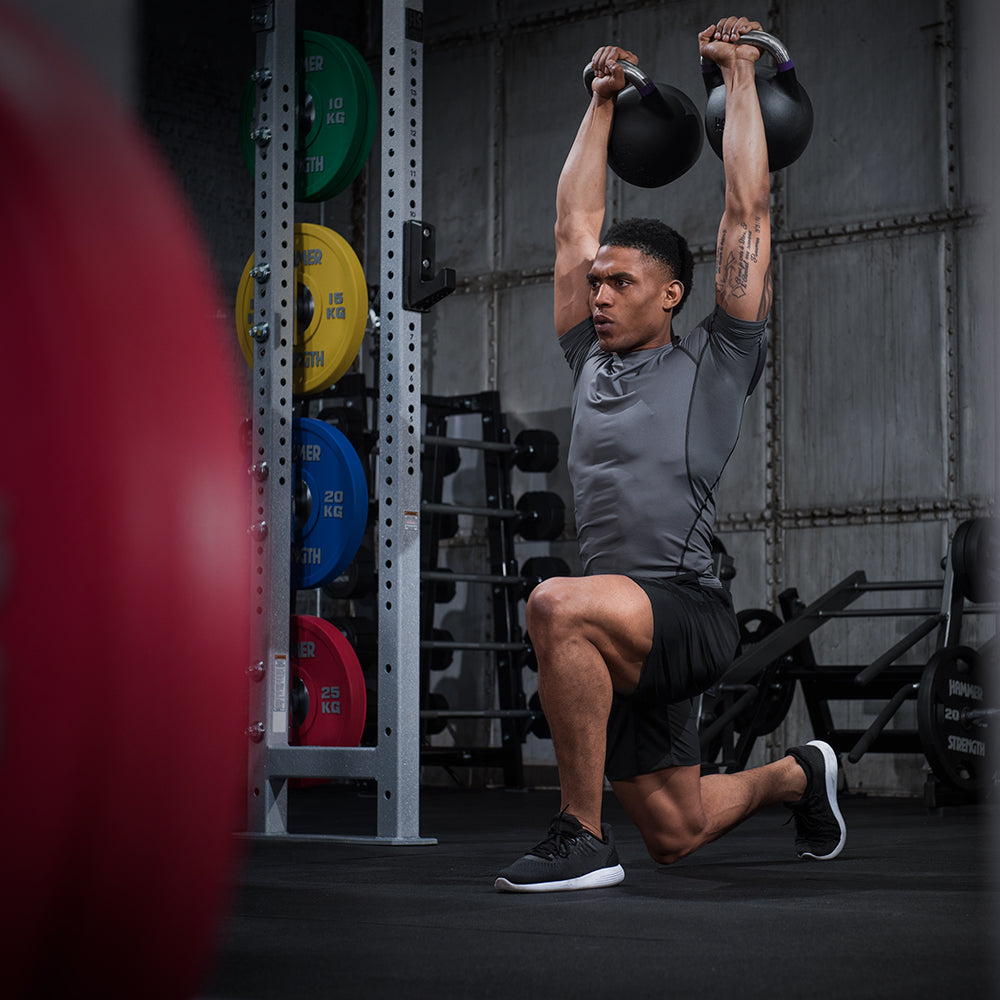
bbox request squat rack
[245,0,435,844]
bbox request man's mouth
[593,313,612,331]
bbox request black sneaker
[785,740,847,860]
[494,811,625,893]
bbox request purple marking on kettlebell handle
[777,58,794,72]
[636,80,656,97]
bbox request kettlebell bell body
[702,29,813,171]
[583,61,703,188]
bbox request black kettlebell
[702,29,813,170]
[583,61,703,188]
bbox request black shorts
[605,574,739,781]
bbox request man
[495,16,846,894]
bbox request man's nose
[593,282,612,307]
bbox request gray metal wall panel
[500,17,612,270]
[499,283,577,520]
[681,256,722,332]
[426,0,498,35]
[781,234,949,509]
[497,283,570,411]
[955,222,997,501]
[717,528,769,613]
[423,290,493,394]
[783,0,949,230]
[424,40,495,278]
[715,382,769,520]
[616,1,729,249]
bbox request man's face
[587,244,680,354]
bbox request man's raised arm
[700,18,772,322]
[553,46,636,337]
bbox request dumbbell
[528,691,550,739]
[421,491,565,541]
[520,556,571,597]
[425,628,454,671]
[422,441,461,477]
[426,566,457,604]
[424,692,450,735]
[331,615,377,662]
[422,428,560,473]
[324,542,376,599]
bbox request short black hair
[601,217,694,316]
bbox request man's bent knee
[525,577,580,637]
[641,823,706,865]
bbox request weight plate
[918,645,993,795]
[311,33,377,201]
[239,32,371,201]
[235,223,368,395]
[298,32,368,200]
[290,615,367,747]
[952,518,998,605]
[733,608,795,736]
[292,417,368,590]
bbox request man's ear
[663,279,684,312]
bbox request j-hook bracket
[403,220,456,312]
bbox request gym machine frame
[701,529,996,802]
[245,0,435,843]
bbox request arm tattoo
[717,215,767,311]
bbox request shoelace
[530,807,579,860]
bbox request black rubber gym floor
[201,786,998,999]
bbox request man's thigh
[527,573,655,693]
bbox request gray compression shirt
[562,305,767,585]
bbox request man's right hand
[588,45,638,100]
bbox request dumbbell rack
[245,0,435,843]
[420,391,531,787]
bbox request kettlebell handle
[582,60,658,98]
[701,29,794,73]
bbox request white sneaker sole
[800,739,847,860]
[494,863,625,893]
